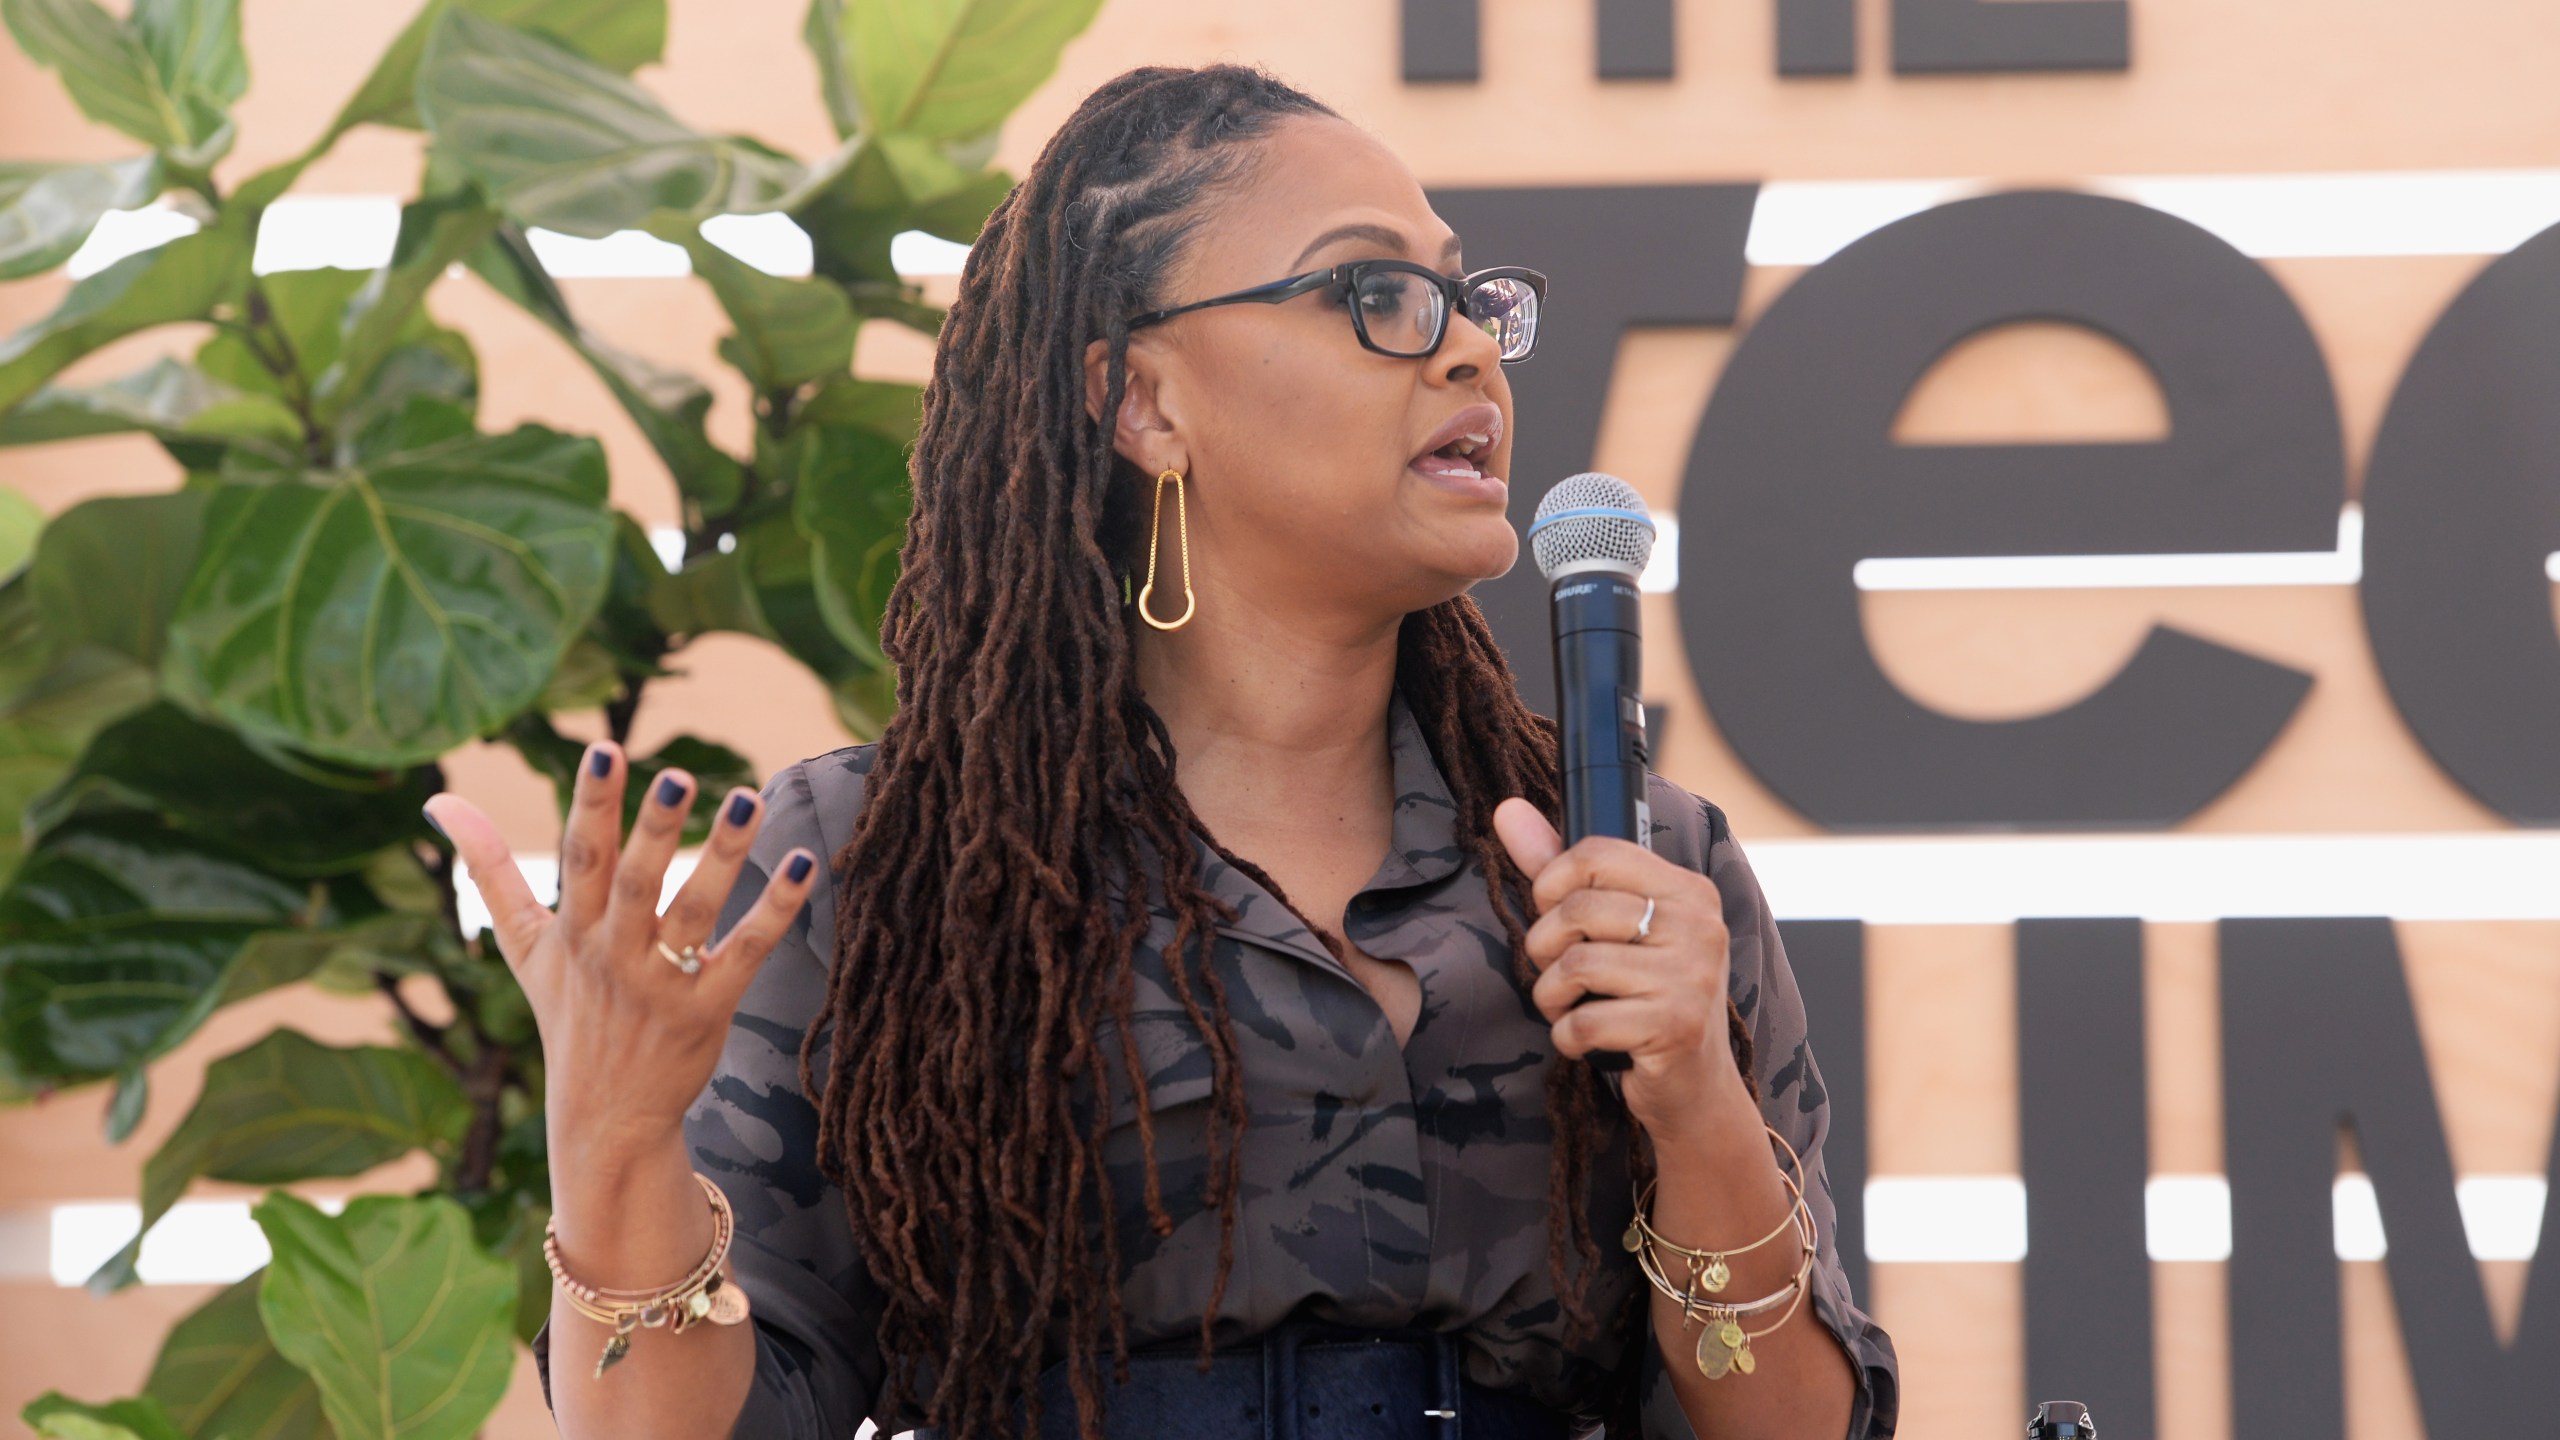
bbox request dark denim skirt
[1022,1324,1573,1440]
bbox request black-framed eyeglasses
[1125,260,1547,363]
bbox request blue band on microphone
[1526,505,1657,537]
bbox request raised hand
[421,742,818,1221]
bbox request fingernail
[655,774,687,807]
[420,805,447,840]
[726,793,756,827]
[786,852,814,882]
[587,746,612,778]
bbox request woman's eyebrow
[1292,221,1436,268]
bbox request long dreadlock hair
[807,63,1754,1439]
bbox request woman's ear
[1083,337,1184,474]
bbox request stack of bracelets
[545,1172,752,1378]
[1622,1125,1820,1380]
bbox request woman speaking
[424,64,1897,1440]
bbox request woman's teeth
[1414,432,1497,478]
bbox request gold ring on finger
[1632,896,1656,944]
[657,939,704,976]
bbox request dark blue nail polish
[587,747,612,778]
[726,793,756,827]
[655,774,687,807]
[786,852,814,882]
[420,806,447,840]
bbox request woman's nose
[1429,310,1501,384]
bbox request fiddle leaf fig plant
[0,0,1099,1432]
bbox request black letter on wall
[2018,919,2152,1437]
[1778,0,1857,75]
[1894,0,2129,73]
[1402,0,1480,82]
[1597,0,1676,79]
[2222,918,2560,1436]
[1683,191,2336,828]
[1429,184,1759,714]
[2361,222,2560,822]
[1780,918,1869,1301]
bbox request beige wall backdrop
[7,1,2560,1436]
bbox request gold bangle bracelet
[1623,1123,1813,1295]
[545,1173,752,1378]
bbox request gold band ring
[657,939,703,976]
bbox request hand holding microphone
[1491,475,1754,1132]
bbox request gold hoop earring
[1137,467,1195,630]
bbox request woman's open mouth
[1408,404,1506,497]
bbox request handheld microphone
[1529,474,1658,1074]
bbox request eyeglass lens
[1349,268,1445,356]
[1466,275,1539,361]
[1347,268,1540,360]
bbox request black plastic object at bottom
[1010,1323,1570,1440]
[2028,1400,2096,1439]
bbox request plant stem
[452,1039,512,1197]
[378,971,462,1074]
[604,675,646,746]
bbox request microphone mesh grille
[1530,472,1655,580]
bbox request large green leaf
[144,1272,333,1440]
[0,207,251,412]
[670,228,855,392]
[738,508,867,685]
[27,489,207,669]
[254,1193,517,1440]
[130,0,246,117]
[315,192,499,424]
[0,0,240,171]
[196,267,365,405]
[794,423,909,665]
[29,702,437,874]
[90,1029,468,1293]
[790,131,1007,295]
[0,488,38,579]
[0,814,317,1087]
[466,223,741,513]
[327,0,670,139]
[0,571,160,882]
[162,422,614,766]
[798,372,922,444]
[418,9,802,239]
[802,0,860,139]
[0,357,300,455]
[0,155,159,280]
[0,0,190,154]
[224,910,451,1004]
[20,1392,187,1440]
[842,0,1103,141]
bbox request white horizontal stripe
[64,203,201,278]
[452,853,696,942]
[1864,1176,2029,1261]
[1640,515,1679,593]
[526,227,691,278]
[12,1173,2543,1284]
[1747,168,2560,265]
[1745,831,2560,923]
[1851,507,2365,591]
[250,194,400,274]
[699,211,813,277]
[61,166,2560,292]
[2146,1175,2233,1261]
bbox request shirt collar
[1193,690,1469,973]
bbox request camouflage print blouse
[679,695,1899,1437]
